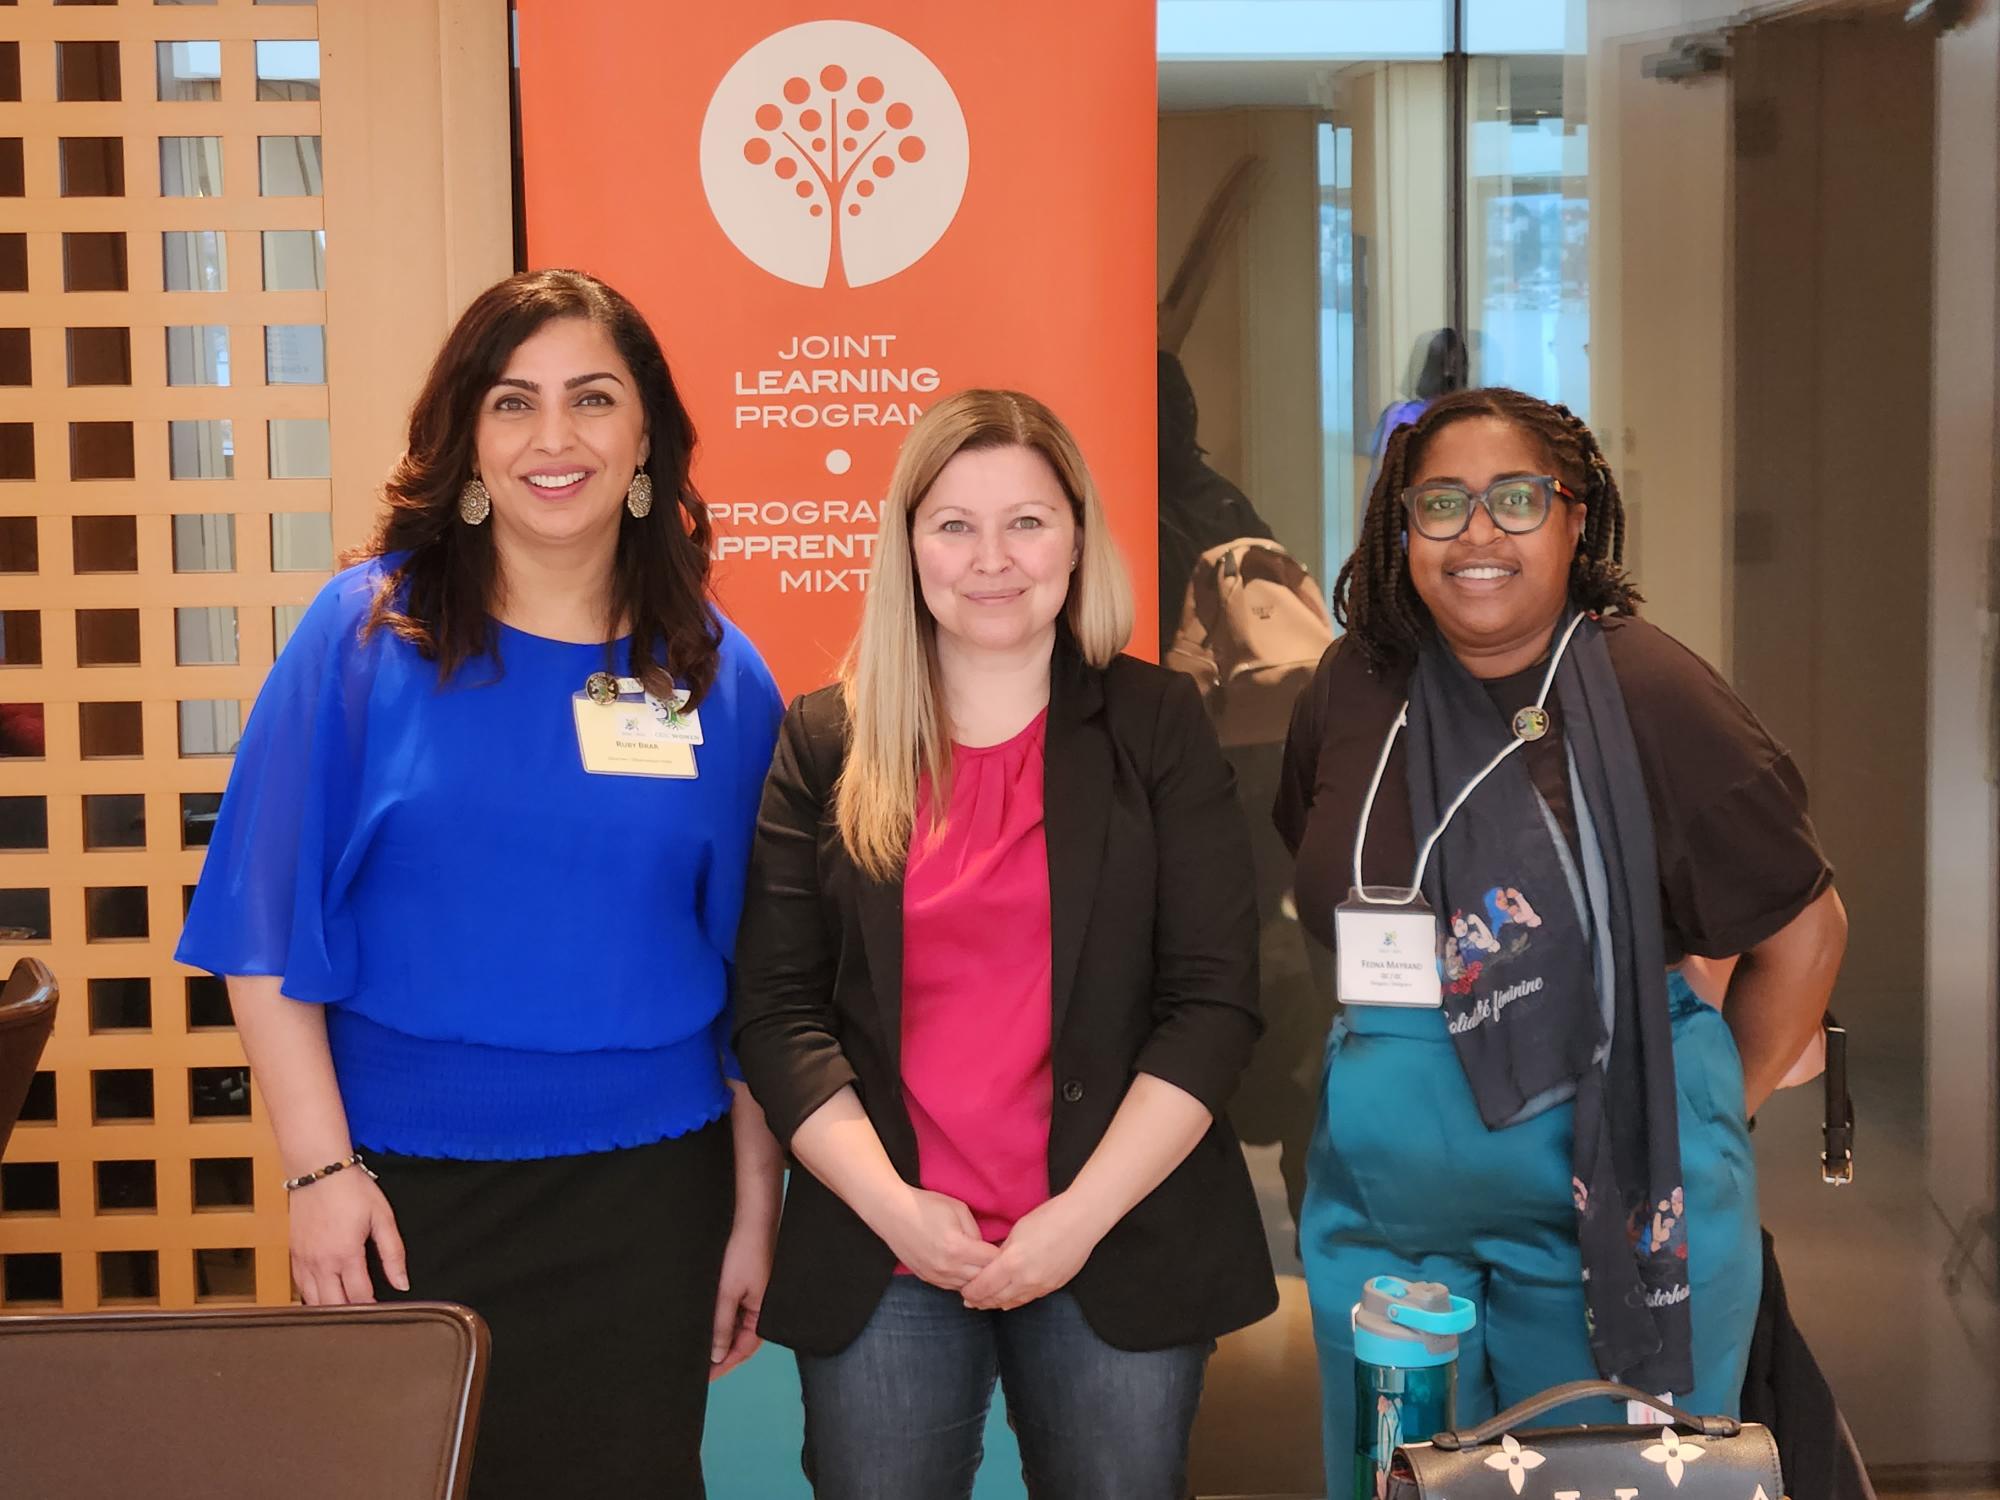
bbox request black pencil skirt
[366,1118,734,1499]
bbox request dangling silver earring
[458,476,491,526]
[626,471,654,519]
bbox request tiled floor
[1753,1040,1999,1476]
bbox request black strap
[1822,1011,1853,1184]
[1429,1380,1742,1450]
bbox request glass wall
[1161,1,2000,1491]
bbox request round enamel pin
[1512,705,1551,742]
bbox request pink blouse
[901,709,1055,1243]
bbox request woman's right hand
[878,1187,1000,1291]
[287,1168,409,1305]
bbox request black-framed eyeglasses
[1399,475,1578,541]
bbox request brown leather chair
[1188,1274,1328,1500]
[0,1301,490,1500]
[0,955,57,1159]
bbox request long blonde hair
[835,389,1135,880]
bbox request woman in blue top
[177,269,786,1499]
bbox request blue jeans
[795,1276,1212,1500]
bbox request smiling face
[1405,415,1586,676]
[911,443,1078,664]
[473,315,648,558]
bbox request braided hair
[1333,386,1641,672]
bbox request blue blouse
[176,558,785,1160]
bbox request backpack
[1164,537,1334,748]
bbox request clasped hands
[882,1186,1105,1312]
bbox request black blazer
[734,638,1278,1356]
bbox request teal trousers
[1301,974,1762,1492]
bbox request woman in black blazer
[734,389,1276,1500]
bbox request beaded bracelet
[283,1152,378,1192]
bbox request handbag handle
[1429,1380,1743,1450]
[1822,1011,1854,1184]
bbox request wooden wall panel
[0,0,510,1313]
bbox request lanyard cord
[1351,611,1591,902]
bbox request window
[262,229,325,290]
[62,232,127,292]
[89,979,153,1033]
[172,514,235,571]
[0,796,47,851]
[0,888,51,940]
[60,138,126,196]
[0,423,33,479]
[174,606,239,666]
[270,512,332,571]
[267,418,329,478]
[0,1162,59,1214]
[254,40,318,101]
[0,328,25,385]
[85,888,151,943]
[159,136,223,197]
[95,1161,158,1212]
[69,422,135,480]
[156,41,221,102]
[162,230,226,291]
[72,515,138,571]
[181,792,222,851]
[66,328,132,387]
[263,324,324,384]
[165,325,230,387]
[75,609,140,665]
[2,1253,62,1307]
[83,794,146,850]
[0,516,34,570]
[98,1250,159,1304]
[168,419,233,479]
[272,603,306,653]
[78,701,143,758]
[0,610,39,666]
[56,41,121,102]
[258,135,322,196]
[191,1158,254,1210]
[177,700,240,757]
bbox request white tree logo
[699,21,970,289]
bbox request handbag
[1386,1380,1785,1500]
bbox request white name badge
[572,692,699,778]
[1335,887,1443,1007]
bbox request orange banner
[517,0,1158,694]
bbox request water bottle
[1353,1275,1477,1500]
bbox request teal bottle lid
[1351,1275,1477,1369]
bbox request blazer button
[1061,1079,1085,1104]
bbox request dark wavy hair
[1333,386,1641,672]
[357,269,722,704]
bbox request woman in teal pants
[1275,388,1848,1485]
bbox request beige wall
[1159,112,1251,495]
[1729,13,1934,1032]
[1926,0,2000,1259]
[1586,28,1731,670]
[1238,109,1324,573]
[1160,76,1449,584]
[1347,60,1449,473]
[321,0,512,553]
[0,0,509,1313]
[1158,108,1324,572]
